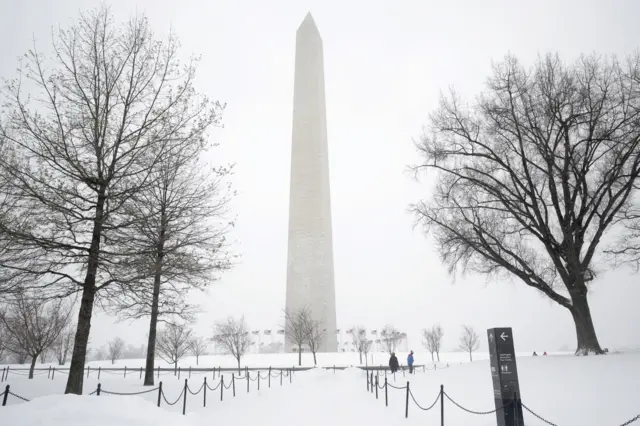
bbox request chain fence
[364,372,640,426]
[1,367,296,413]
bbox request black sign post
[487,327,524,426]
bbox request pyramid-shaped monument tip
[298,12,319,33]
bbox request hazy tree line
[0,6,234,393]
[412,53,640,355]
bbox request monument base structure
[487,327,524,426]
[284,13,338,354]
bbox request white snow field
[1,352,639,426]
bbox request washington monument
[284,13,338,353]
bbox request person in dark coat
[389,352,399,373]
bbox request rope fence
[364,372,639,426]
[1,367,296,414]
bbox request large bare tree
[104,106,232,386]
[0,7,220,394]
[351,326,372,365]
[0,294,70,377]
[380,325,402,354]
[156,323,192,372]
[412,54,640,355]
[212,316,253,371]
[283,308,311,366]
[422,324,444,362]
[458,325,480,362]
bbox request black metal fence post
[289,368,292,383]
[257,371,260,390]
[140,367,143,379]
[178,367,181,380]
[375,374,379,399]
[203,377,207,407]
[268,367,271,388]
[87,366,90,378]
[47,366,51,379]
[157,382,163,407]
[98,366,101,380]
[124,366,127,378]
[96,383,101,396]
[2,385,9,406]
[280,370,282,386]
[182,379,187,415]
[189,366,192,379]
[385,377,388,407]
[220,375,224,401]
[232,373,236,397]
[405,382,410,418]
[371,372,374,394]
[367,371,370,391]
[247,371,250,393]
[440,385,444,426]
[157,366,160,379]
[52,367,55,379]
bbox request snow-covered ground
[2,352,639,426]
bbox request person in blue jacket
[407,350,415,374]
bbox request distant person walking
[407,350,415,374]
[389,352,399,374]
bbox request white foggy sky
[1,0,639,353]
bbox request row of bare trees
[0,6,235,393]
[284,307,326,366]
[421,324,480,362]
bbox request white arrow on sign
[500,332,509,341]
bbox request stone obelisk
[285,13,337,353]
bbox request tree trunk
[64,191,105,395]
[430,352,434,362]
[64,283,96,394]
[143,238,164,386]
[196,355,199,366]
[237,358,241,373]
[312,351,317,366]
[359,352,362,364]
[297,346,301,366]
[436,351,440,362]
[29,355,38,379]
[569,292,604,355]
[469,350,472,362]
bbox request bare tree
[380,325,402,354]
[351,326,372,364]
[301,314,325,366]
[105,110,233,387]
[156,323,192,372]
[51,324,76,365]
[189,336,208,365]
[411,54,640,355]
[213,317,253,371]
[0,7,221,394]
[0,295,70,378]
[422,324,444,362]
[458,325,480,362]
[283,308,311,366]
[107,337,125,364]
